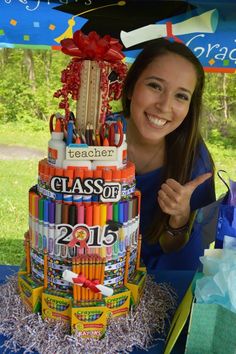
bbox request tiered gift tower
[18,30,146,339]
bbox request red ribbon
[61,30,125,62]
[72,274,100,293]
[166,22,183,43]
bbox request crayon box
[18,274,43,313]
[71,300,109,339]
[104,288,131,317]
[126,270,147,307]
[42,290,73,323]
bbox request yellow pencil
[124,246,131,285]
[43,249,48,289]
[136,234,142,270]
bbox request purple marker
[43,199,49,250]
[118,201,126,256]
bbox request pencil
[124,246,131,285]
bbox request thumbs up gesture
[157,172,212,228]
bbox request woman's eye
[176,93,190,101]
[147,82,162,90]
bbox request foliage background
[0,48,235,264]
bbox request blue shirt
[136,143,216,271]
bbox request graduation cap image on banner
[53,0,196,50]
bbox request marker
[54,202,62,257]
[112,203,119,259]
[54,167,64,203]
[48,201,55,255]
[33,193,39,250]
[127,199,134,248]
[92,169,102,202]
[83,170,93,204]
[61,204,69,258]
[100,204,107,258]
[77,204,85,255]
[73,169,84,205]
[118,201,125,256]
[38,198,44,252]
[43,199,49,250]
[68,204,77,257]
[66,119,74,145]
[123,201,129,250]
[63,169,74,204]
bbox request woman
[122,38,216,271]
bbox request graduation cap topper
[53,0,196,47]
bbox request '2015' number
[56,224,118,248]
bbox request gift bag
[215,170,236,248]
[193,170,236,251]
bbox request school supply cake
[18,30,147,339]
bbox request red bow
[61,30,125,62]
[72,274,100,293]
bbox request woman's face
[129,52,197,143]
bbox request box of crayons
[71,300,109,339]
[18,274,43,313]
[104,288,131,317]
[42,290,73,322]
[126,270,147,307]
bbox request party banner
[0,0,235,72]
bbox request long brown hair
[122,38,214,243]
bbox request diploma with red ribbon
[62,269,113,297]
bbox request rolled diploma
[62,269,113,297]
[121,9,218,48]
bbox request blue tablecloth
[0,265,195,354]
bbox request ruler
[76,60,112,133]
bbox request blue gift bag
[215,170,236,248]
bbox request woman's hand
[157,172,212,228]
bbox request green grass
[0,123,235,265]
[0,121,49,152]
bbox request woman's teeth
[147,114,167,127]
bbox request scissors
[100,120,124,147]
